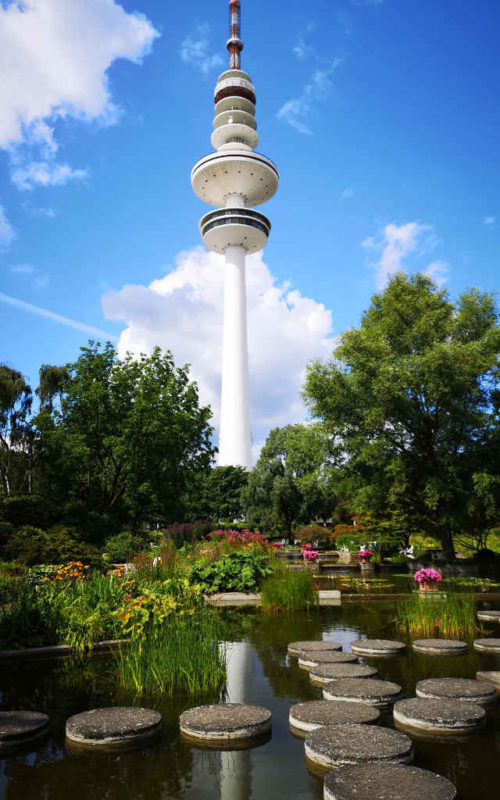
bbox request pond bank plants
[260,568,317,613]
[396,592,479,638]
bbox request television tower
[191,0,279,469]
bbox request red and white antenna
[227,0,243,70]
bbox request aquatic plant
[260,568,317,614]
[114,612,226,695]
[396,592,479,638]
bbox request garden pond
[1,599,499,800]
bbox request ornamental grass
[395,591,479,638]
[260,567,317,614]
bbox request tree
[35,342,215,541]
[304,273,500,559]
[185,466,248,521]
[0,365,32,496]
[242,423,339,537]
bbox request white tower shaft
[219,245,252,469]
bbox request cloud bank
[102,247,335,451]
[0,0,159,188]
[363,222,448,289]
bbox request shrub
[294,524,331,546]
[261,569,317,613]
[5,525,103,568]
[335,534,361,550]
[1,495,58,529]
[190,551,274,593]
[0,521,14,558]
[104,531,145,563]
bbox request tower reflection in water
[219,641,254,800]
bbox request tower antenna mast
[228,0,243,70]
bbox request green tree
[35,342,214,541]
[304,273,500,559]
[0,365,32,496]
[242,423,338,537]
[186,465,248,521]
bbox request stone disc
[473,638,500,654]
[394,697,486,734]
[289,700,379,735]
[412,639,467,655]
[323,763,457,800]
[477,610,500,623]
[179,703,271,743]
[305,723,413,772]
[350,639,405,657]
[287,640,342,657]
[298,651,355,670]
[476,671,500,690]
[416,678,496,706]
[65,707,162,748]
[323,678,403,707]
[0,711,49,745]
[309,663,377,687]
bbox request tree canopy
[304,273,500,557]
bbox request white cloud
[342,186,354,199]
[483,216,495,228]
[363,222,440,289]
[23,203,56,218]
[180,23,223,75]
[278,59,342,135]
[11,161,88,191]
[102,247,335,451]
[0,0,159,186]
[0,204,15,247]
[425,260,449,288]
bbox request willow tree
[304,274,500,559]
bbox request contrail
[0,292,118,342]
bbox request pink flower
[414,568,442,584]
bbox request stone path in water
[179,703,271,743]
[473,638,500,654]
[323,677,403,708]
[412,639,467,655]
[323,763,457,800]
[350,639,406,657]
[305,723,413,771]
[65,707,162,748]
[0,711,49,748]
[416,677,497,706]
[393,697,486,734]
[309,662,377,687]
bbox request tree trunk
[440,525,455,561]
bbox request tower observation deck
[191,0,279,469]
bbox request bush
[1,495,59,529]
[5,525,103,568]
[190,551,274,594]
[335,534,361,550]
[0,521,14,558]
[104,531,146,563]
[293,524,331,546]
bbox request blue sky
[0,0,499,453]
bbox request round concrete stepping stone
[476,671,500,690]
[288,640,342,657]
[412,638,467,655]
[350,639,405,657]
[477,609,500,623]
[416,678,497,706]
[305,724,413,771]
[309,662,377,687]
[324,763,457,800]
[66,707,162,748]
[289,700,379,735]
[179,703,271,743]
[323,678,403,707]
[0,711,49,747]
[474,638,500,654]
[298,651,357,670]
[394,697,486,735]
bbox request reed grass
[395,591,479,638]
[260,568,317,614]
[114,612,226,696]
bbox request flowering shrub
[209,529,270,553]
[272,541,283,548]
[302,544,319,562]
[414,568,442,584]
[114,578,202,637]
[358,550,374,560]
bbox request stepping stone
[298,651,357,671]
[179,703,271,743]
[477,610,500,623]
[324,763,457,800]
[0,711,49,748]
[289,700,379,736]
[394,697,486,735]
[476,671,500,690]
[412,639,467,655]
[416,678,497,706]
[66,707,162,748]
[288,640,342,658]
[473,638,500,654]
[323,678,403,708]
[309,662,377,687]
[350,639,405,657]
[305,723,413,772]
